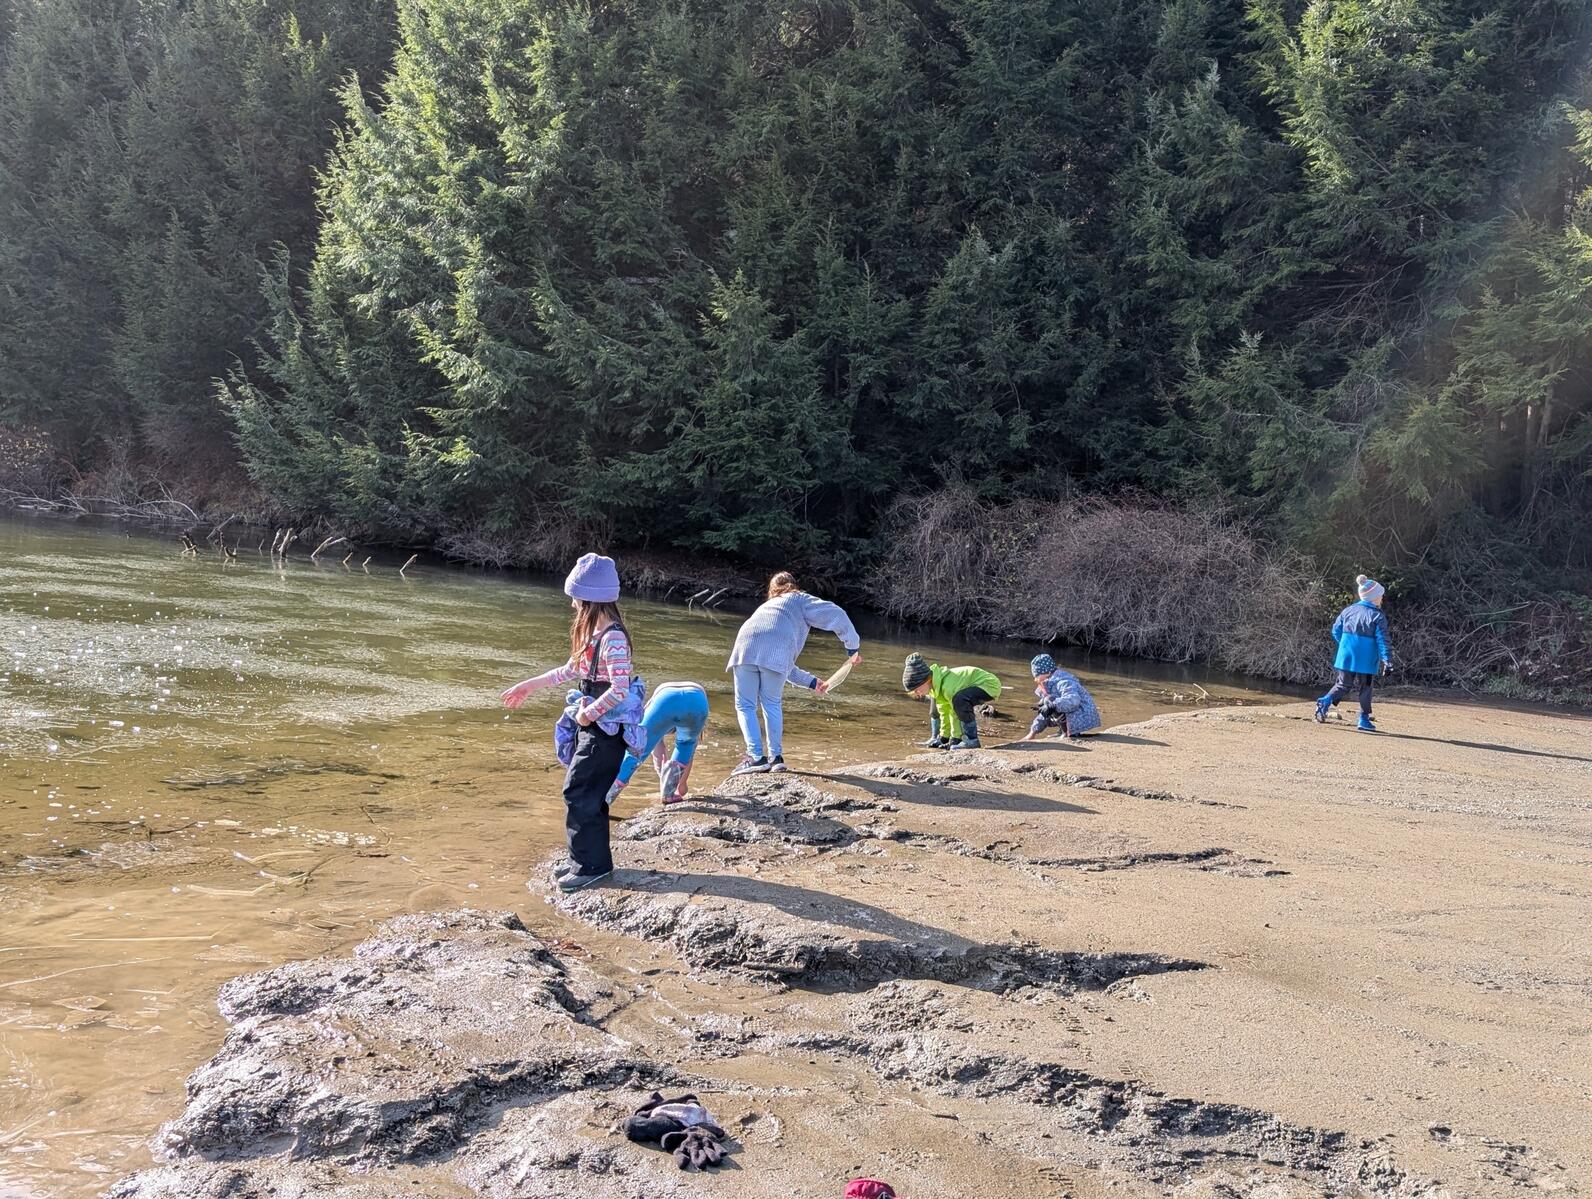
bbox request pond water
[0,514,1291,1197]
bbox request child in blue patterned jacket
[1021,654,1102,741]
[1314,574,1393,733]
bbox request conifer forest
[2,0,1589,695]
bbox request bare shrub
[435,507,612,570]
[875,489,1591,695]
[871,486,1035,627]
[875,492,1330,682]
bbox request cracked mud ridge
[113,698,1591,1198]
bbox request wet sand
[110,694,1592,1198]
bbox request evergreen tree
[0,0,393,481]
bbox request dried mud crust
[106,910,698,1199]
[853,755,1247,808]
[562,881,1206,992]
[628,771,1283,876]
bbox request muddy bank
[111,698,1592,1197]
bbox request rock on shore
[110,700,1591,1198]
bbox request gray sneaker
[768,755,788,773]
[556,868,613,893]
[729,754,770,777]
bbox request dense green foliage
[1,0,1589,689]
[0,0,392,483]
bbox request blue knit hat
[565,552,620,603]
[1030,653,1057,678]
[1356,574,1385,603]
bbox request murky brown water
[0,514,1290,1197]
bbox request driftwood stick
[399,553,419,576]
[310,535,346,560]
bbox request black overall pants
[563,633,627,876]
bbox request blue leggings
[615,683,709,785]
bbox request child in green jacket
[902,653,1002,749]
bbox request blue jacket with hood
[1331,600,1392,675]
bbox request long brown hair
[570,600,624,661]
[767,571,802,599]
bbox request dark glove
[661,1126,724,1169]
[622,1092,702,1143]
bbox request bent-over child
[1315,574,1393,733]
[606,682,710,807]
[726,571,861,775]
[902,653,1002,749]
[1021,654,1101,741]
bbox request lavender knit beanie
[565,553,620,603]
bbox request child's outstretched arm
[502,659,576,708]
[804,597,861,656]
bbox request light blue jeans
[732,664,785,759]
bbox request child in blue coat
[1315,575,1393,732]
[1021,654,1102,741]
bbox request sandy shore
[109,696,1592,1198]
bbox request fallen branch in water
[399,553,419,575]
[311,535,346,560]
[1,486,201,525]
[206,515,236,545]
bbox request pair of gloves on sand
[622,1092,728,1171]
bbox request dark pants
[1323,670,1375,716]
[952,685,994,735]
[1030,706,1072,737]
[564,722,623,876]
